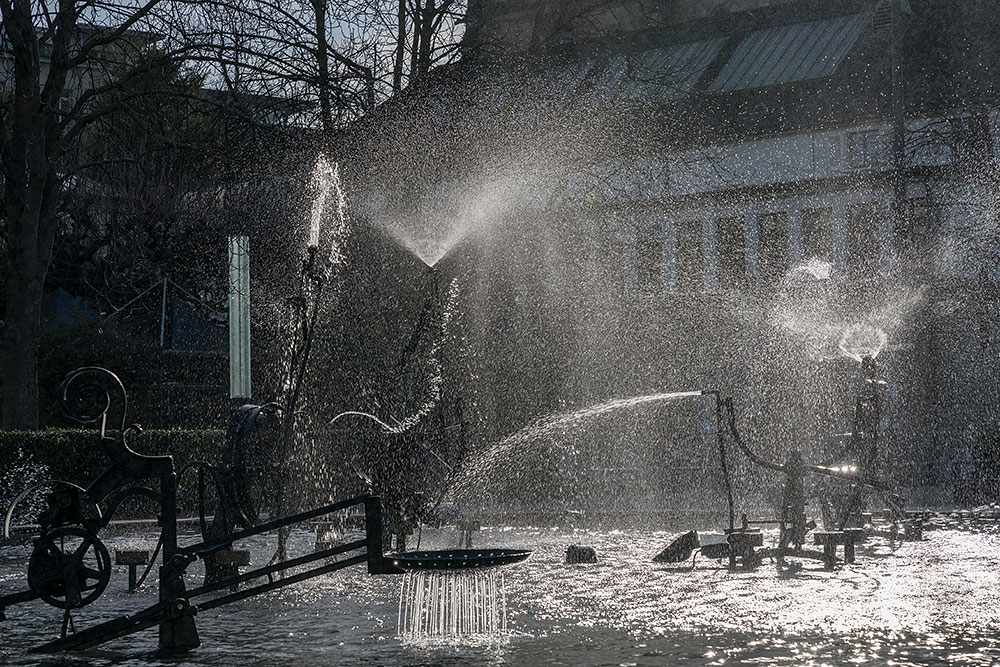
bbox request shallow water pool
[2,523,999,665]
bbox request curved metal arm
[722,397,788,474]
[327,410,394,433]
[99,486,161,528]
[723,397,892,491]
[60,367,173,478]
[60,367,127,435]
[177,460,234,538]
[3,480,99,538]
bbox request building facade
[348,0,1000,508]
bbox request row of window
[634,202,920,292]
[840,118,982,171]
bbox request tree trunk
[392,0,407,92]
[409,0,422,84]
[416,0,436,78]
[312,0,334,137]
[1,254,44,430]
[2,156,59,431]
[0,0,75,431]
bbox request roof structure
[707,12,869,92]
[524,37,726,107]
[624,38,729,102]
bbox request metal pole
[159,276,168,348]
[703,391,735,533]
[228,236,252,401]
[890,0,907,245]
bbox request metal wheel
[28,526,111,609]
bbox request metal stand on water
[398,570,507,640]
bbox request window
[636,224,664,293]
[801,208,833,263]
[696,394,717,434]
[758,212,789,286]
[948,117,975,164]
[846,130,882,169]
[716,216,746,289]
[676,220,704,291]
[847,203,880,279]
[898,198,933,275]
[879,383,899,431]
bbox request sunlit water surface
[2,525,999,665]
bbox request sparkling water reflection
[1,524,998,665]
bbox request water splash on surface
[306,155,350,281]
[374,161,565,267]
[0,450,50,535]
[272,153,354,516]
[398,570,506,641]
[838,324,889,362]
[789,257,834,282]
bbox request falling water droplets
[398,570,507,642]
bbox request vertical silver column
[228,235,251,401]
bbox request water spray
[656,357,918,570]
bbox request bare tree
[187,0,466,136]
[0,0,206,429]
[0,0,471,429]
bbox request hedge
[0,428,225,489]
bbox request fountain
[0,156,535,656]
[397,568,508,641]
[0,365,534,654]
[3,153,1000,664]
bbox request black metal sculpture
[656,356,917,570]
[0,367,404,654]
[387,548,530,570]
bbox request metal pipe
[181,495,376,558]
[722,397,787,474]
[723,396,893,491]
[703,391,736,533]
[195,555,369,614]
[184,539,367,599]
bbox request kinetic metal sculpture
[0,367,528,655]
[0,367,402,654]
[657,356,919,569]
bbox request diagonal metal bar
[73,537,93,559]
[194,554,368,614]
[30,600,172,653]
[179,495,372,558]
[30,547,371,653]
[183,539,366,599]
[0,588,42,608]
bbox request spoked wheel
[28,526,112,609]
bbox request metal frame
[694,356,913,568]
[0,367,402,655]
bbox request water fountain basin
[386,548,531,570]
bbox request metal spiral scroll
[60,367,129,436]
